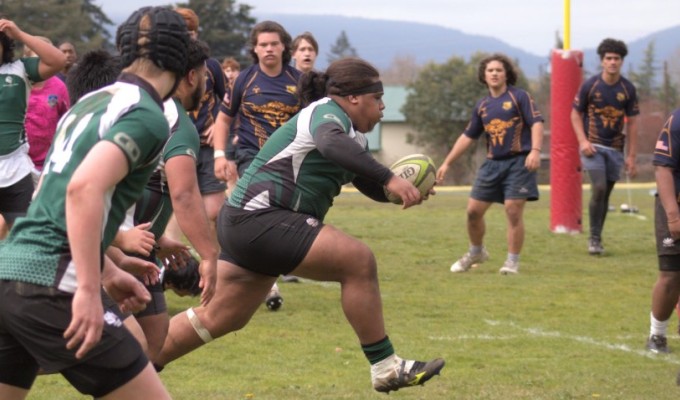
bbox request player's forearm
[66,183,104,292]
[626,117,639,158]
[213,111,231,156]
[531,122,544,150]
[443,135,474,167]
[570,109,588,144]
[172,189,218,261]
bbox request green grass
[29,184,680,399]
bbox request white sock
[650,311,670,336]
[507,253,519,263]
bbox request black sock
[362,336,394,365]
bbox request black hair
[185,39,209,75]
[66,50,122,104]
[597,38,628,60]
[162,255,202,296]
[0,32,15,64]
[298,57,380,107]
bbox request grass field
[28,184,680,399]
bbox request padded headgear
[116,6,189,77]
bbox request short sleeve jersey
[229,97,364,220]
[0,74,169,292]
[463,86,543,159]
[653,108,680,200]
[0,57,42,155]
[189,58,228,136]
[572,74,639,151]
[221,64,301,157]
[132,98,200,239]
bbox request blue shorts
[470,155,539,204]
[197,146,227,195]
[581,145,625,182]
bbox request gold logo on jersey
[113,132,141,163]
[502,101,512,110]
[595,106,624,129]
[286,85,297,94]
[616,92,626,102]
[485,118,514,146]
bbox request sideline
[340,182,656,194]
[428,319,680,366]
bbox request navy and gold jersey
[653,109,680,199]
[572,75,639,151]
[463,86,543,159]
[221,64,301,155]
[189,58,228,137]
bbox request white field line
[427,320,680,366]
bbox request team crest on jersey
[3,75,16,87]
[616,92,626,102]
[113,132,141,163]
[502,101,512,111]
[286,85,297,94]
[323,113,343,125]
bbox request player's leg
[0,174,34,240]
[99,363,170,400]
[289,225,445,393]
[0,383,29,400]
[156,261,276,367]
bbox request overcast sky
[100,0,680,56]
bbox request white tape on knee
[187,307,213,343]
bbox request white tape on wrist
[187,307,214,343]
[213,150,226,159]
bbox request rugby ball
[384,154,437,204]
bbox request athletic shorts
[128,253,166,319]
[234,147,258,177]
[470,155,539,204]
[581,145,625,182]
[0,281,148,397]
[217,205,323,276]
[197,146,227,194]
[0,173,33,224]
[654,196,680,271]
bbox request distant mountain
[256,13,680,80]
[256,13,548,78]
[107,11,680,80]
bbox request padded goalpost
[550,49,583,233]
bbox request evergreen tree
[629,41,657,100]
[327,30,357,63]
[179,0,255,65]
[0,0,113,52]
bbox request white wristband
[213,150,226,159]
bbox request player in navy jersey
[156,57,445,394]
[571,38,639,256]
[0,7,189,399]
[213,20,302,310]
[645,109,680,355]
[437,53,544,275]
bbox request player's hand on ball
[385,175,421,209]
